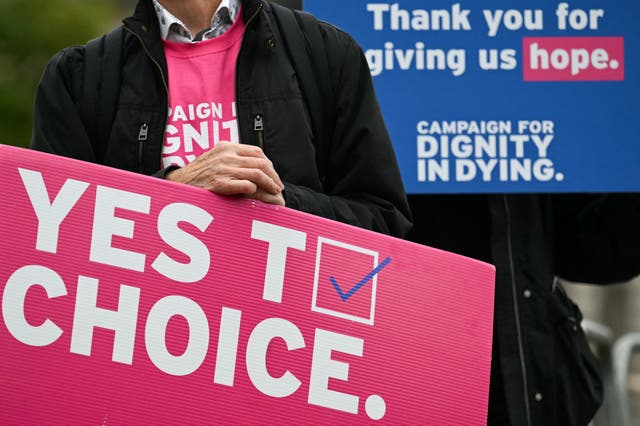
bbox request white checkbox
[311,237,380,325]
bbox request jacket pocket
[106,108,163,174]
[551,284,603,425]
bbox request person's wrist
[163,165,182,180]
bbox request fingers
[229,156,283,191]
[250,188,286,206]
[209,143,283,194]
[223,143,284,190]
[165,142,285,196]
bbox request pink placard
[0,145,495,425]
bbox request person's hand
[166,141,285,205]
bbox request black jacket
[408,192,640,426]
[30,0,412,238]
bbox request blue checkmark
[329,256,391,302]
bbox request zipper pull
[254,114,264,150]
[138,123,149,141]
[254,114,264,132]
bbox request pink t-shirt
[161,15,245,169]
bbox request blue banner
[305,0,639,193]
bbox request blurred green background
[0,0,134,148]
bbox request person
[406,192,640,425]
[30,0,412,239]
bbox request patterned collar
[153,0,241,43]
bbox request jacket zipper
[137,123,149,165]
[235,3,264,147]
[123,26,170,173]
[254,114,264,150]
[503,195,533,426]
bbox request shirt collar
[153,0,241,43]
